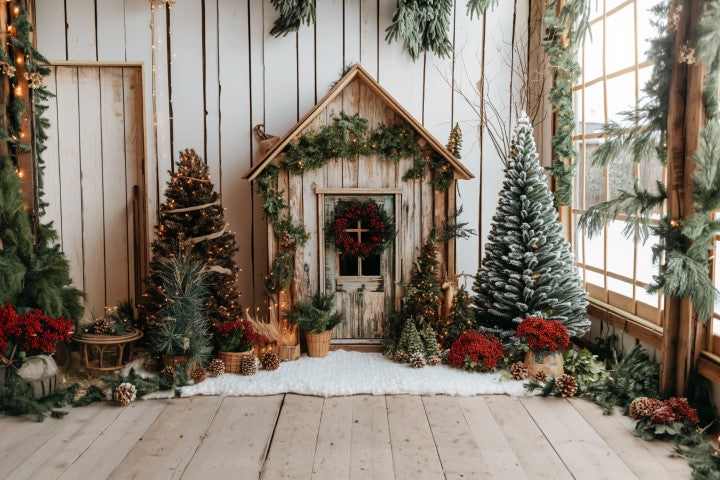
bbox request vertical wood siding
[34,0,528,310]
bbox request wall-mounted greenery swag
[579,0,720,321]
[257,112,457,296]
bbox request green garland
[579,1,720,321]
[543,0,591,206]
[257,112,458,296]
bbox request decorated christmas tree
[472,113,589,337]
[401,231,443,329]
[438,286,474,348]
[140,149,241,329]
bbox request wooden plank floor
[0,395,691,480]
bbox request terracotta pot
[219,349,254,374]
[305,331,332,358]
[525,350,564,379]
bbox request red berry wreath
[327,200,394,257]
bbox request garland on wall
[256,112,458,296]
[578,0,720,321]
[270,0,497,59]
[543,0,591,206]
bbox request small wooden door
[323,194,395,340]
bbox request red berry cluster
[0,303,74,357]
[213,319,267,352]
[330,201,389,257]
[447,331,505,372]
[516,316,569,352]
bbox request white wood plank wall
[33,0,529,310]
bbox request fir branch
[269,0,316,37]
[439,205,476,242]
[385,0,454,60]
[466,0,498,19]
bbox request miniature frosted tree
[472,112,589,337]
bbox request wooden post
[660,0,704,396]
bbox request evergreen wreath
[327,200,394,258]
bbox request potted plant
[72,300,143,378]
[516,316,569,378]
[286,292,344,357]
[214,319,266,373]
[150,256,212,370]
[0,303,74,399]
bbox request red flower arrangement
[629,395,700,440]
[0,303,74,360]
[516,316,569,352]
[326,200,394,257]
[213,319,267,353]
[447,331,505,372]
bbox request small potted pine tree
[213,319,266,374]
[286,292,344,357]
[516,316,569,378]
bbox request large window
[572,0,664,325]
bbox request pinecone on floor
[190,366,207,384]
[160,365,175,384]
[556,374,578,398]
[240,354,258,376]
[261,351,280,371]
[427,355,441,366]
[394,349,409,363]
[509,361,529,380]
[409,352,426,368]
[531,371,548,383]
[207,358,225,377]
[113,383,137,406]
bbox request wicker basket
[162,354,189,369]
[278,344,300,362]
[72,328,143,378]
[219,349,254,374]
[305,331,332,357]
[525,350,564,379]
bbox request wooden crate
[277,344,300,362]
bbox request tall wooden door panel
[323,194,395,340]
[43,65,146,321]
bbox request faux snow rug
[138,350,532,399]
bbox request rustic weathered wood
[108,396,223,480]
[484,395,573,479]
[261,394,323,480]
[520,396,637,479]
[181,396,283,479]
[349,395,394,479]
[385,395,444,480]
[457,396,526,479]
[312,396,353,480]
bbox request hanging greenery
[543,0,591,206]
[269,0,316,37]
[579,1,720,321]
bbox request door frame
[316,187,402,339]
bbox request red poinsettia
[447,331,505,372]
[327,200,393,258]
[213,319,267,352]
[516,316,569,352]
[0,303,74,359]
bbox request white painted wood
[40,70,63,246]
[312,396,353,479]
[261,394,323,480]
[34,0,66,60]
[204,0,221,187]
[78,67,106,316]
[344,0,361,66]
[297,10,316,116]
[349,395,394,480]
[359,0,378,78]
[181,396,283,479]
[65,0,97,61]
[315,0,344,100]
[96,0,126,61]
[108,396,223,480]
[263,0,298,135]
[151,2,174,204]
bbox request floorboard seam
[176,397,224,479]
[420,396,449,480]
[258,393,287,480]
[384,396,399,480]
[309,396,325,478]
[518,397,577,480]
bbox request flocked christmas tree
[140,149,242,330]
[473,112,589,338]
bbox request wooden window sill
[586,298,663,349]
[697,351,720,384]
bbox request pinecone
[409,352,426,368]
[629,396,664,419]
[427,355,441,366]
[509,361,529,380]
[190,366,207,384]
[160,365,175,384]
[556,374,578,398]
[143,355,161,373]
[93,317,111,335]
[207,358,225,377]
[394,349,409,363]
[113,383,137,406]
[261,351,280,371]
[532,371,548,383]
[239,354,258,376]
[441,349,449,364]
